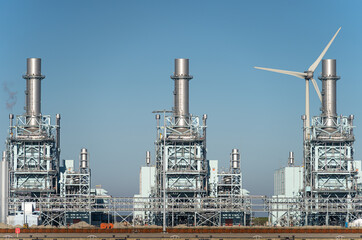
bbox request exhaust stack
[319,59,340,130]
[171,59,193,130]
[80,148,88,173]
[146,151,151,165]
[288,151,295,167]
[23,58,45,128]
[231,149,240,169]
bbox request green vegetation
[252,217,268,226]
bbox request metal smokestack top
[23,58,45,128]
[231,148,240,169]
[175,59,189,76]
[146,151,151,165]
[322,59,337,77]
[288,151,295,167]
[319,59,340,130]
[80,148,88,172]
[171,59,193,130]
[27,58,42,75]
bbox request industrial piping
[171,59,193,130]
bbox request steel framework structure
[6,114,60,200]
[60,149,91,197]
[217,149,242,198]
[155,114,207,198]
[6,195,362,227]
[153,113,209,226]
[60,171,90,197]
[300,59,359,226]
[302,114,358,226]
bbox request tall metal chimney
[171,59,193,130]
[80,148,88,173]
[23,58,45,128]
[288,151,295,167]
[231,148,240,169]
[319,59,340,130]
[146,151,151,165]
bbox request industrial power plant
[1,27,362,231]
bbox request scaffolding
[5,195,362,227]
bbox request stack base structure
[148,59,250,226]
[302,59,360,226]
[4,58,61,225]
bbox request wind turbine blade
[308,27,341,72]
[254,67,307,79]
[311,78,322,102]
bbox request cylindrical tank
[80,148,88,170]
[0,151,8,223]
[288,151,295,166]
[171,58,193,130]
[231,149,240,169]
[319,59,340,130]
[23,58,45,128]
[146,151,151,165]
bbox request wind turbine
[254,27,341,137]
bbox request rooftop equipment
[146,151,151,165]
[288,152,294,167]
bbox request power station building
[1,51,362,228]
[302,59,359,226]
[0,58,97,226]
[133,59,249,227]
[271,59,362,226]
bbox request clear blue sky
[0,0,361,197]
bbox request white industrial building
[271,152,362,226]
[271,152,303,226]
[274,165,303,197]
[133,165,156,224]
